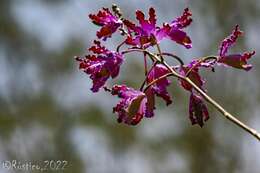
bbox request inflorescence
[75,5,255,127]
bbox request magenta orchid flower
[163,8,192,48]
[76,40,123,92]
[218,25,255,71]
[89,8,122,40]
[123,8,192,48]
[110,85,149,125]
[123,7,158,47]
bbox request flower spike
[74,5,260,141]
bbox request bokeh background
[0,0,260,173]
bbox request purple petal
[179,65,204,91]
[171,8,192,29]
[147,64,172,105]
[89,8,122,40]
[167,28,192,49]
[76,42,123,92]
[218,51,255,71]
[111,85,146,125]
[219,25,242,56]
[189,92,209,127]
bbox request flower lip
[110,85,148,125]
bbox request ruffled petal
[76,42,123,92]
[164,8,193,48]
[149,7,156,26]
[89,40,109,54]
[123,19,142,34]
[96,23,121,40]
[219,25,242,57]
[155,24,169,41]
[171,8,192,29]
[136,7,156,33]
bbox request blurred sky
[0,0,260,173]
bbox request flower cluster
[76,5,255,127]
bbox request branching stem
[158,52,184,65]
[143,72,173,92]
[122,47,260,141]
[140,61,159,91]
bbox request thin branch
[183,76,260,141]
[158,52,184,65]
[139,61,159,91]
[155,43,164,61]
[143,52,148,75]
[103,86,112,92]
[116,40,126,52]
[185,56,218,77]
[143,72,173,92]
[121,48,159,62]
[122,47,260,140]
